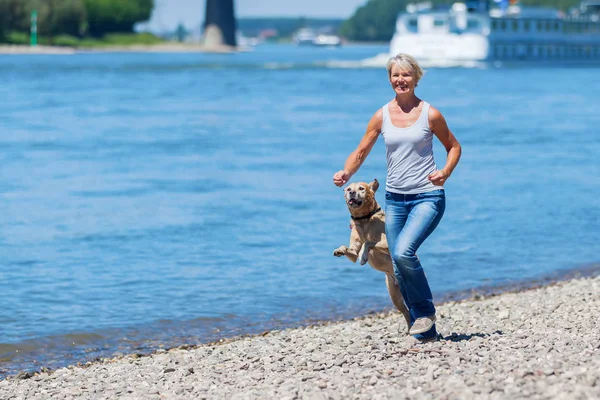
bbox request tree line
[238,17,344,39]
[339,0,585,42]
[0,0,153,40]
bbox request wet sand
[1,274,599,399]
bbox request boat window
[467,19,480,30]
[434,18,446,28]
[523,20,530,32]
[553,21,560,32]
[491,19,498,30]
[565,22,574,33]
[511,20,519,32]
[537,20,545,32]
[408,18,418,32]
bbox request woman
[333,53,461,340]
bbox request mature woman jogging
[333,53,462,341]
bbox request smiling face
[385,54,423,96]
[389,64,417,96]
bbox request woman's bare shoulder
[427,104,446,122]
[368,107,384,131]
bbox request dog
[333,179,411,331]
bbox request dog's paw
[333,246,347,257]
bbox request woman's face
[389,64,416,95]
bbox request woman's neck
[393,94,420,112]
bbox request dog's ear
[369,179,379,193]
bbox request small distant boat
[293,28,343,47]
[312,34,343,47]
[293,28,318,45]
[236,32,261,47]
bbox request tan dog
[333,179,411,330]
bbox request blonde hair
[385,53,424,83]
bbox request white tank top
[381,101,442,194]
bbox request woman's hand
[428,169,449,186]
[333,170,351,187]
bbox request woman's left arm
[428,106,462,186]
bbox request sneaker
[409,315,437,335]
[415,333,441,343]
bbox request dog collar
[351,207,381,221]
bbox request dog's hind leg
[385,273,411,333]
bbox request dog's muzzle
[347,197,363,208]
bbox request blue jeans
[385,189,445,338]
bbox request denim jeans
[384,189,445,338]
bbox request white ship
[389,0,600,62]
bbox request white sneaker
[409,315,437,335]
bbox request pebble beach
[1,274,599,400]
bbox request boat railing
[397,11,488,35]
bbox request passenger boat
[389,0,600,61]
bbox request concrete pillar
[203,0,237,47]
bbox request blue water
[1,44,599,376]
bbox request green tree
[0,0,31,37]
[35,0,87,37]
[83,0,153,37]
[51,0,87,36]
[519,0,581,11]
[339,0,407,42]
[0,0,86,39]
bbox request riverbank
[0,43,241,55]
[1,275,598,399]
[0,45,76,54]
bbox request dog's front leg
[333,245,359,263]
[333,225,361,263]
[358,241,376,266]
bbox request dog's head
[343,179,379,216]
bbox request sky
[146,0,368,31]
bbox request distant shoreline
[0,43,241,55]
[0,42,388,55]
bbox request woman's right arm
[333,109,383,187]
